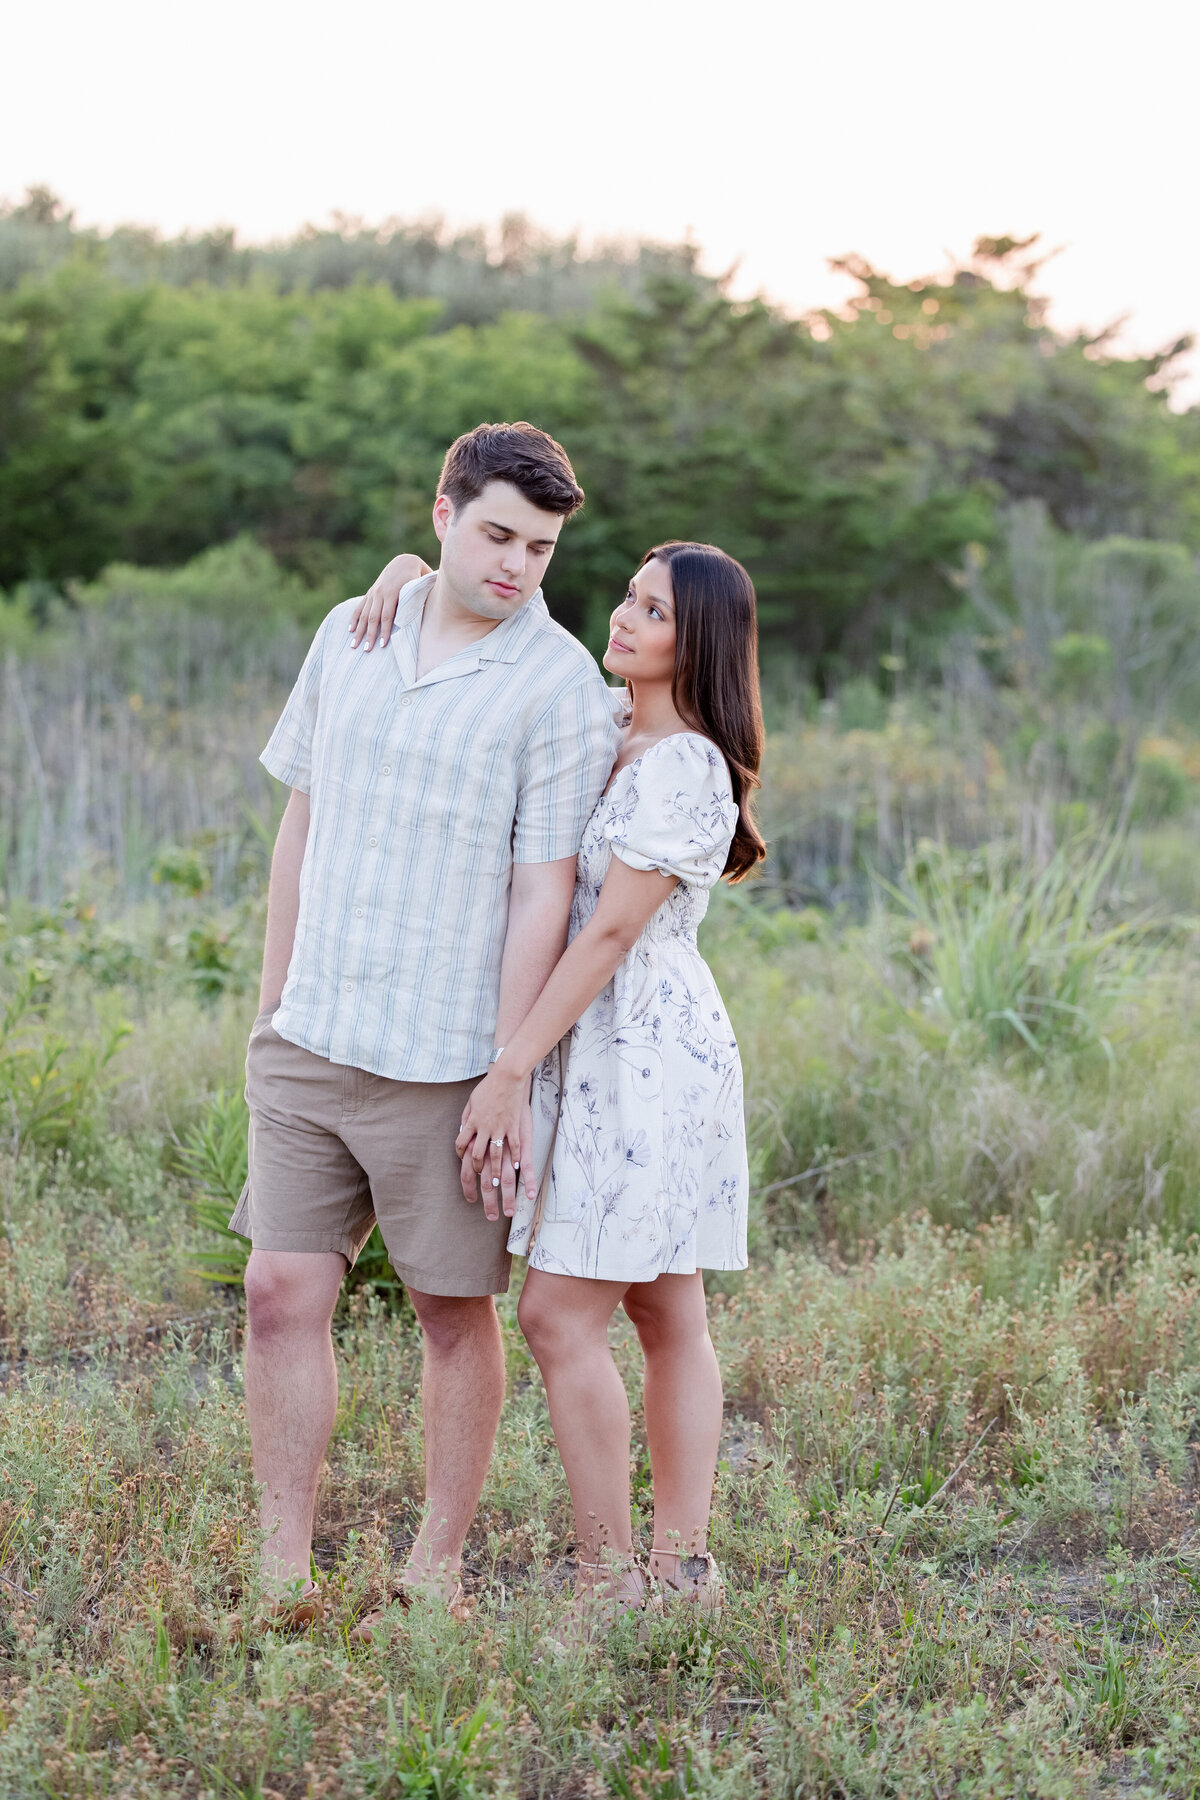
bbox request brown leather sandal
[230,1582,325,1642]
[349,1578,473,1646]
[544,1553,650,1653]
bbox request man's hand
[349,553,433,650]
[457,1086,535,1220]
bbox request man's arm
[258,788,310,1009]
[494,856,577,1049]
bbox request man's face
[433,481,565,622]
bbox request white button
[368,836,378,847]
[401,697,413,708]
[343,980,354,993]
[354,907,364,918]
[381,764,392,776]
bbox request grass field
[4,604,1200,1793]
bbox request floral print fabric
[509,732,749,1281]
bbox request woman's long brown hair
[638,541,766,882]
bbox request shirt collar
[477,589,549,662]
[394,571,437,629]
[392,574,549,668]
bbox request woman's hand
[349,552,433,650]
[455,1069,535,1220]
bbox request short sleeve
[606,735,736,887]
[260,606,340,792]
[513,673,623,863]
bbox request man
[231,422,620,1621]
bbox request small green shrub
[364,1696,507,1799]
[181,921,243,1001]
[835,674,888,731]
[605,1728,696,1797]
[1051,632,1112,701]
[885,831,1152,1056]
[0,973,131,1158]
[1074,720,1122,797]
[1133,753,1193,824]
[151,844,210,898]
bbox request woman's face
[603,560,677,684]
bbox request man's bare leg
[402,1290,507,1595]
[243,1248,346,1593]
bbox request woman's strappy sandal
[546,1552,650,1653]
[649,1549,724,1621]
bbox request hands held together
[455,1062,539,1223]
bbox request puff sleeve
[605,734,736,888]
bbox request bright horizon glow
[4,0,1198,399]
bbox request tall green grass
[884,832,1153,1057]
[3,682,1200,1792]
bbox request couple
[231,421,765,1636]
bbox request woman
[352,542,764,1626]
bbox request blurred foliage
[0,969,130,1159]
[2,192,1197,668]
[152,845,210,898]
[178,1083,404,1304]
[882,832,1152,1058]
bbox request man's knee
[409,1290,497,1358]
[244,1251,342,1340]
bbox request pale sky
[5,0,1198,397]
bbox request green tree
[1,208,1197,667]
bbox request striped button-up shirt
[264,575,621,1082]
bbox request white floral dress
[509,732,749,1282]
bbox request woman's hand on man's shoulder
[348,553,433,651]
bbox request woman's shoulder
[638,731,731,790]
[607,732,736,879]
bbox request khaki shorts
[228,1006,511,1297]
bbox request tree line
[1,191,1197,670]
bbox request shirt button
[343,980,354,993]
[368,836,378,847]
[354,906,364,919]
[380,763,392,776]
[401,697,413,708]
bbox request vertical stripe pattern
[263,576,621,1082]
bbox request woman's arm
[455,857,679,1193]
[464,856,578,1219]
[348,552,434,649]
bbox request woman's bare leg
[622,1272,723,1586]
[517,1268,634,1564]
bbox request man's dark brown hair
[438,421,584,518]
